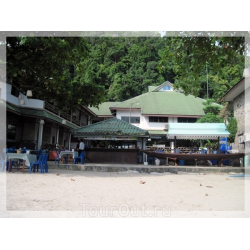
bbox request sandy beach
[1,169,250,218]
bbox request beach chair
[73,151,85,164]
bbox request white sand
[2,169,250,217]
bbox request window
[163,85,171,91]
[121,116,140,124]
[178,117,197,123]
[149,117,168,123]
[7,124,16,140]
[11,86,19,98]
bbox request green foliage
[227,117,238,143]
[196,99,223,123]
[82,36,175,101]
[159,34,245,98]
[6,37,105,110]
[205,140,218,150]
[196,113,224,123]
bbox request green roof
[148,86,157,92]
[88,102,120,116]
[4,102,79,129]
[111,91,206,116]
[71,117,149,137]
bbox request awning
[167,123,230,139]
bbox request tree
[6,37,105,110]
[83,36,176,101]
[226,115,238,143]
[196,99,223,123]
[159,33,246,97]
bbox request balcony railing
[44,101,81,126]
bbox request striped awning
[167,123,230,139]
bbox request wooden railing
[146,146,194,154]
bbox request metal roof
[110,91,206,116]
[88,102,120,117]
[4,102,79,129]
[167,123,230,139]
[222,78,245,102]
[71,117,149,137]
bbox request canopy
[167,123,230,139]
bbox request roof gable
[152,81,174,92]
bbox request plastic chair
[73,151,85,164]
[37,150,42,159]
[21,148,26,153]
[55,151,60,164]
[29,154,45,173]
[36,153,48,173]
[42,154,48,173]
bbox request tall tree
[196,99,224,123]
[6,37,105,110]
[83,36,176,101]
[159,33,246,98]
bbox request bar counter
[85,148,138,164]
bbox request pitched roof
[222,78,245,102]
[110,91,206,117]
[88,102,120,117]
[71,117,149,137]
[3,101,79,129]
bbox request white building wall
[1,83,44,109]
[116,110,177,130]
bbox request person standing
[78,139,85,156]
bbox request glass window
[149,117,168,123]
[121,116,140,124]
[178,117,197,123]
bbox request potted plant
[100,141,109,148]
[205,141,218,154]
[211,142,218,154]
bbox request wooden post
[218,137,220,154]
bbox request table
[6,153,37,172]
[59,151,78,163]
